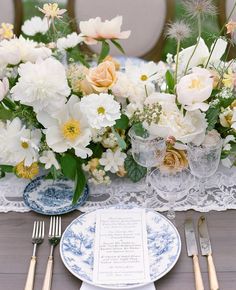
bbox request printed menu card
[93,208,150,285]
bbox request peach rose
[86,61,117,92]
[159,148,188,173]
[104,55,120,71]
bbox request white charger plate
[60,207,181,289]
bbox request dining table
[1,209,236,290]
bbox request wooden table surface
[0,210,236,290]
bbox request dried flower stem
[174,39,181,85]
[184,14,201,74]
[205,2,236,68]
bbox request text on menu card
[93,208,150,285]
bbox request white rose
[176,67,213,111]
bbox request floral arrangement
[0,1,235,203]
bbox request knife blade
[198,216,219,290]
[185,219,204,290]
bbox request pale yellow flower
[15,161,39,179]
[0,23,14,40]
[222,69,236,89]
[38,3,66,21]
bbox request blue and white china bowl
[60,207,181,289]
[23,176,89,215]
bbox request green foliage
[73,164,86,204]
[114,114,129,130]
[110,39,125,54]
[165,70,175,93]
[60,153,77,180]
[0,105,13,121]
[206,96,235,130]
[131,122,149,138]
[98,41,110,63]
[0,165,14,173]
[88,143,103,158]
[112,127,127,150]
[124,155,147,182]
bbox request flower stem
[184,15,201,75]
[174,40,181,86]
[144,84,148,98]
[204,2,236,68]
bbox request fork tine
[58,217,61,237]
[52,216,56,236]
[36,221,40,239]
[39,221,44,239]
[32,221,36,239]
[42,221,45,239]
[49,216,52,236]
[55,216,59,237]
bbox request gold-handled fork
[42,216,62,290]
[24,220,45,290]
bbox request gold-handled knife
[185,219,204,290]
[198,216,219,290]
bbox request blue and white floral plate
[23,176,89,215]
[60,207,181,289]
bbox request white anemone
[22,16,49,36]
[37,96,92,158]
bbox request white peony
[37,96,92,158]
[11,58,70,113]
[0,36,52,65]
[0,117,42,166]
[144,94,207,145]
[177,37,227,72]
[176,67,213,111]
[56,32,83,51]
[80,93,121,129]
[99,148,127,173]
[22,16,49,36]
[0,77,9,101]
[79,16,130,45]
[39,150,60,170]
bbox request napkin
[80,282,156,290]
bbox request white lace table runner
[0,166,235,213]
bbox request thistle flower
[182,0,217,18]
[38,3,66,21]
[166,20,191,42]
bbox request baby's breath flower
[182,0,217,18]
[166,20,191,41]
[132,103,162,126]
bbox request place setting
[0,0,236,289]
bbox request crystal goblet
[187,138,222,196]
[149,168,194,220]
[128,127,166,207]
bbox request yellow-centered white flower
[37,96,92,158]
[176,67,213,111]
[11,58,70,113]
[80,93,121,129]
[0,117,42,166]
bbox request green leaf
[165,70,175,93]
[73,164,86,204]
[0,165,14,173]
[110,39,125,54]
[112,127,127,150]
[0,106,13,121]
[131,123,149,138]
[88,143,103,158]
[206,106,220,131]
[60,153,77,180]
[124,155,147,182]
[98,41,110,63]
[114,114,129,130]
